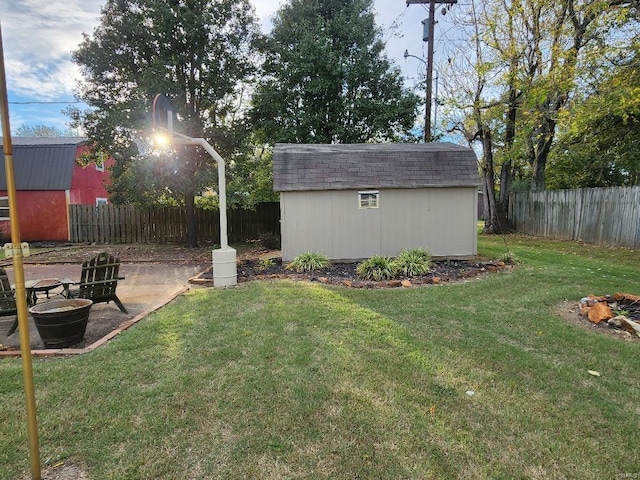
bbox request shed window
[0,197,9,220]
[358,190,379,209]
[96,198,108,206]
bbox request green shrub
[394,248,432,277]
[356,256,398,281]
[287,251,330,273]
[498,251,519,264]
[258,258,275,271]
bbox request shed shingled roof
[273,143,480,192]
[0,137,87,190]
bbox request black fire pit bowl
[29,298,93,349]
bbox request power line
[8,101,83,105]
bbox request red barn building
[0,137,113,242]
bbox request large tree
[546,40,640,188]
[484,0,639,192]
[445,0,638,232]
[69,0,260,246]
[250,0,420,144]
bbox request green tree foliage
[197,145,279,209]
[226,146,279,207]
[488,0,639,192]
[68,0,260,246]
[445,0,637,233]
[250,0,420,144]
[547,41,640,188]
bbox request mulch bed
[198,257,510,288]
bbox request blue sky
[0,1,446,135]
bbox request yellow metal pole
[0,23,42,480]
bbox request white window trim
[96,197,108,206]
[358,190,379,209]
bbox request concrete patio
[0,260,209,356]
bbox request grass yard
[1,233,640,479]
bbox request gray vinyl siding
[281,187,477,261]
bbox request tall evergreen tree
[250,0,420,144]
[69,0,260,246]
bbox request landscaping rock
[587,302,614,324]
[619,317,640,337]
[608,316,625,328]
[573,292,640,339]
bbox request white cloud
[0,0,102,99]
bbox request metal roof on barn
[0,137,87,190]
[273,143,480,192]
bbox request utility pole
[406,0,456,142]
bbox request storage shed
[273,143,481,261]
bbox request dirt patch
[10,242,212,266]
[21,463,89,480]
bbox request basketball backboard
[152,93,174,133]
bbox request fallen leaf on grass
[587,370,601,377]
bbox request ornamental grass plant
[287,251,330,273]
[394,247,432,277]
[355,255,397,280]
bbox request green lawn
[2,234,639,479]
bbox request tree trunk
[530,115,556,191]
[499,79,519,223]
[499,159,512,209]
[495,160,512,230]
[530,157,545,191]
[479,128,505,234]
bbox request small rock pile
[579,293,640,338]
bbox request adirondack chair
[73,252,128,313]
[1,268,18,335]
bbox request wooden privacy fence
[69,202,280,244]
[509,187,640,249]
